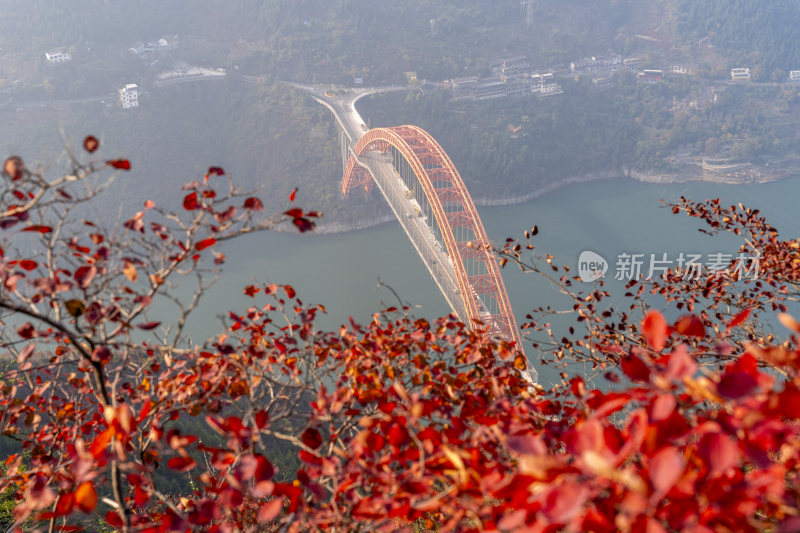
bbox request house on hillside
[592,76,614,89]
[623,57,643,71]
[45,50,72,64]
[157,34,179,50]
[451,77,478,100]
[119,84,139,109]
[637,69,663,83]
[731,68,751,81]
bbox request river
[189,175,800,386]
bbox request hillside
[0,1,799,228]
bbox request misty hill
[0,1,798,227]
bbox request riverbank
[310,165,796,235]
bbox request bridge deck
[305,85,536,384]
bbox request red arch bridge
[309,87,535,383]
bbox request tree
[0,144,799,532]
[0,141,319,531]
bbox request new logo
[578,250,608,282]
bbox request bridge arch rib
[342,125,524,354]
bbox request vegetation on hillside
[674,0,800,77]
[2,1,800,227]
[360,77,800,198]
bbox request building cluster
[569,54,622,75]
[572,55,697,88]
[451,56,562,101]
[729,68,800,82]
[119,84,139,109]
[45,50,72,64]
[128,34,179,64]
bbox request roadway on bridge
[300,83,537,384]
[298,84,470,322]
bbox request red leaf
[292,217,315,233]
[301,428,323,449]
[74,265,97,289]
[19,259,37,271]
[90,428,113,459]
[650,394,676,421]
[642,310,668,351]
[207,166,225,176]
[649,446,684,496]
[778,313,800,333]
[272,483,302,512]
[91,346,112,364]
[664,345,697,380]
[16,343,36,364]
[183,192,200,211]
[257,499,283,523]
[620,354,651,382]
[541,483,589,523]
[83,135,99,153]
[55,492,75,516]
[244,285,260,298]
[105,510,123,528]
[284,208,303,218]
[717,371,757,399]
[74,482,97,512]
[264,284,278,295]
[241,454,275,482]
[195,238,216,251]
[673,314,705,337]
[289,187,298,202]
[255,410,269,429]
[138,400,152,423]
[167,456,196,472]
[107,159,131,170]
[699,433,739,476]
[136,322,161,331]
[728,308,751,329]
[284,285,296,299]
[22,225,52,234]
[17,322,35,339]
[3,156,24,180]
[134,485,149,506]
[244,197,264,211]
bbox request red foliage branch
[0,144,797,531]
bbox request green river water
[188,175,800,386]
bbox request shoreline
[311,167,796,235]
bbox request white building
[592,76,614,89]
[157,34,179,50]
[119,84,139,109]
[45,51,72,64]
[533,73,562,96]
[790,70,800,82]
[731,68,750,81]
